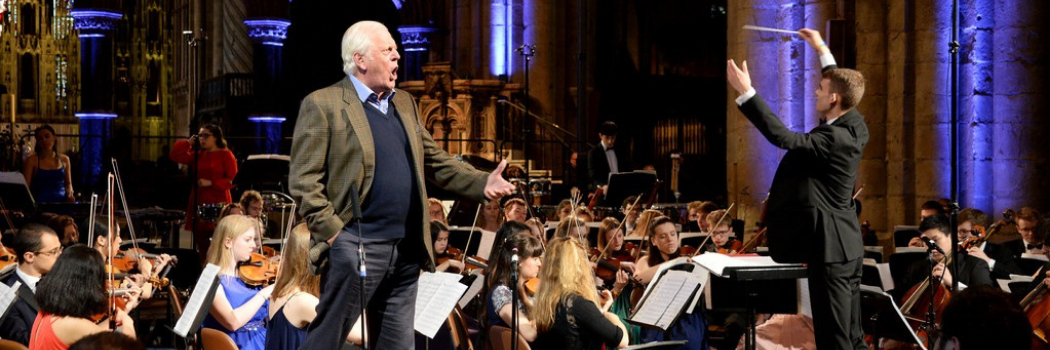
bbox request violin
[436,246,464,272]
[238,252,278,286]
[524,277,540,297]
[718,239,744,254]
[0,246,17,270]
[678,245,697,257]
[1021,268,1050,347]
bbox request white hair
[341,21,389,77]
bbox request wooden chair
[488,326,530,350]
[200,327,239,350]
[0,340,28,350]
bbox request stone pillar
[855,1,890,235]
[72,9,122,188]
[398,25,442,81]
[244,18,289,154]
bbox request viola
[238,252,278,286]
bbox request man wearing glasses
[0,224,62,345]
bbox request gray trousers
[301,228,421,349]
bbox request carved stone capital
[71,10,122,34]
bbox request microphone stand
[348,185,367,350]
[191,135,201,250]
[510,248,520,350]
[922,239,945,337]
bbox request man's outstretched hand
[485,160,516,200]
[726,59,752,95]
[798,28,829,53]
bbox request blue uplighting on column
[249,115,285,154]
[490,0,513,77]
[244,19,291,42]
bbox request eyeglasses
[34,246,63,256]
[197,133,213,138]
[712,230,730,236]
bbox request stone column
[855,1,890,235]
[244,18,289,154]
[72,9,122,188]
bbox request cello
[899,251,952,347]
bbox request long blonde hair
[272,223,321,298]
[632,209,663,238]
[533,237,600,332]
[206,214,258,274]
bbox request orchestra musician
[702,209,742,254]
[621,196,642,236]
[89,220,170,300]
[484,231,543,343]
[533,237,629,349]
[431,220,465,273]
[957,208,1022,280]
[895,214,993,302]
[265,223,320,350]
[169,124,238,257]
[427,198,447,223]
[45,215,79,248]
[478,200,503,232]
[22,125,75,203]
[524,218,546,246]
[594,217,641,343]
[1,224,62,345]
[504,198,528,223]
[30,245,139,349]
[633,216,709,349]
[203,215,275,350]
[220,203,246,219]
[686,201,718,232]
[1004,207,1047,256]
[727,27,868,350]
[936,285,1030,350]
[554,217,588,243]
[556,199,575,221]
[587,121,623,192]
[240,190,265,220]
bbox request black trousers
[807,257,866,350]
[300,228,422,349]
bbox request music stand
[235,154,290,193]
[604,172,657,208]
[0,172,35,213]
[622,340,689,349]
[860,285,927,350]
[893,225,921,247]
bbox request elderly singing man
[290,20,515,349]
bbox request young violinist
[957,208,1021,280]
[621,196,642,236]
[428,198,447,223]
[1005,207,1047,256]
[203,214,275,350]
[896,214,993,302]
[46,215,79,247]
[240,190,265,219]
[30,245,139,349]
[484,228,543,343]
[632,216,709,349]
[556,199,575,221]
[627,209,662,240]
[554,217,588,244]
[89,219,170,301]
[524,218,546,247]
[220,203,245,219]
[686,201,718,232]
[265,223,320,350]
[478,200,502,232]
[702,209,742,254]
[1,224,62,345]
[431,220,465,272]
[532,237,629,349]
[594,217,641,343]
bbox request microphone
[511,247,519,265]
[922,238,946,255]
[349,184,362,223]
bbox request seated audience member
[934,285,1030,350]
[484,232,544,342]
[1,224,62,345]
[504,198,528,223]
[896,214,993,302]
[265,223,320,350]
[68,332,146,350]
[203,215,275,350]
[31,245,138,349]
[533,237,629,349]
[957,208,1021,279]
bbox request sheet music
[0,281,21,319]
[476,229,496,260]
[894,247,928,254]
[630,270,698,330]
[864,258,895,292]
[860,284,927,350]
[458,271,485,309]
[174,263,220,337]
[692,253,786,277]
[1022,253,1050,262]
[0,171,28,185]
[415,272,469,339]
[798,278,811,318]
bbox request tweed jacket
[290,77,489,270]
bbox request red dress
[29,312,69,350]
[169,140,238,230]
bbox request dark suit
[290,77,489,349]
[979,242,1023,279]
[587,143,622,189]
[738,84,868,349]
[0,271,39,345]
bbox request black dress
[534,293,623,350]
[265,292,308,350]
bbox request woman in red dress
[169,124,238,257]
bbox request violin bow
[514,181,546,251]
[852,184,865,200]
[461,204,483,266]
[692,203,735,258]
[274,203,297,280]
[106,173,118,329]
[87,194,98,248]
[111,159,143,257]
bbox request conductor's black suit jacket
[739,91,869,264]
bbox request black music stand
[700,258,807,350]
[0,171,36,213]
[860,285,926,350]
[604,171,657,208]
[622,340,689,349]
[234,154,290,193]
[448,227,484,257]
